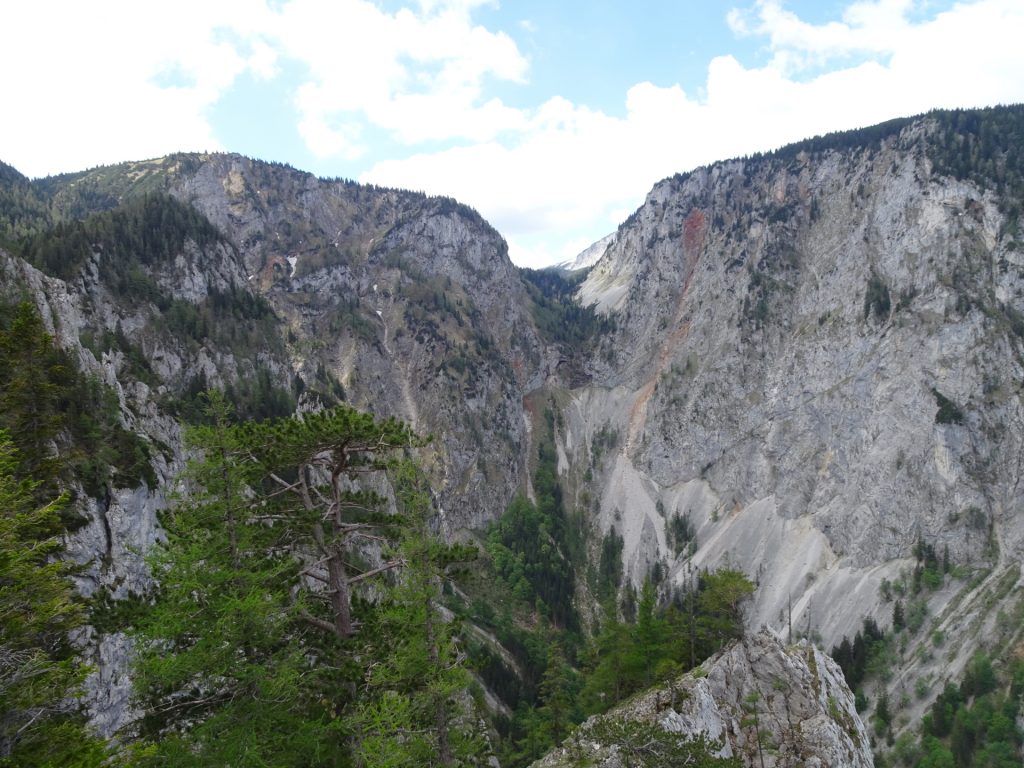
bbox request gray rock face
[559,232,616,272]
[533,629,872,768]
[164,156,545,530]
[568,120,1024,651]
[1,156,546,733]
[80,630,138,739]
[5,112,1024,743]
[0,253,175,599]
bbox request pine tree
[633,579,668,688]
[352,461,482,767]
[538,641,573,746]
[234,405,422,641]
[0,432,106,767]
[129,397,452,766]
[0,302,68,489]
[876,689,891,729]
[893,599,905,632]
[696,569,754,654]
[128,396,338,766]
[580,599,631,714]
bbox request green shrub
[864,272,891,320]
[932,388,965,425]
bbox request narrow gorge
[2,105,1023,766]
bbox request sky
[3,1,1024,268]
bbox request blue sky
[3,0,1023,267]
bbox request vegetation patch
[0,300,156,500]
[898,652,1024,767]
[932,388,965,425]
[21,192,224,286]
[560,719,741,767]
[520,267,615,350]
[864,271,892,320]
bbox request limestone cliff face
[5,109,1024,743]
[167,155,544,530]
[0,251,186,735]
[2,148,552,614]
[568,118,1024,658]
[533,630,872,768]
[29,154,544,532]
[1,154,544,733]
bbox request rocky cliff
[566,112,1024,676]
[3,107,1024,750]
[33,154,545,531]
[0,155,546,734]
[533,630,872,768]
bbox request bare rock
[533,630,872,768]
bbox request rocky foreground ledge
[533,629,873,768]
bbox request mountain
[571,107,1024,657]
[8,154,548,528]
[581,110,1019,599]
[0,156,552,737]
[558,232,616,272]
[2,105,1024,763]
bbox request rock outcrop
[534,630,872,768]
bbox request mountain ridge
[1,104,1023,763]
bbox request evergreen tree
[892,599,905,632]
[129,397,461,766]
[0,432,105,767]
[876,689,890,726]
[962,652,997,699]
[577,569,754,720]
[127,397,339,766]
[0,300,156,501]
[538,641,574,746]
[696,569,754,654]
[918,736,956,768]
[0,302,68,488]
[633,579,668,689]
[352,461,483,767]
[234,404,421,641]
[579,600,632,714]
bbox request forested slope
[2,105,1024,766]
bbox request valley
[1,105,1023,767]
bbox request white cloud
[3,0,1023,269]
[728,0,916,71]
[270,0,529,156]
[365,0,1024,267]
[0,0,274,177]
[1,0,527,175]
[245,39,280,80]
